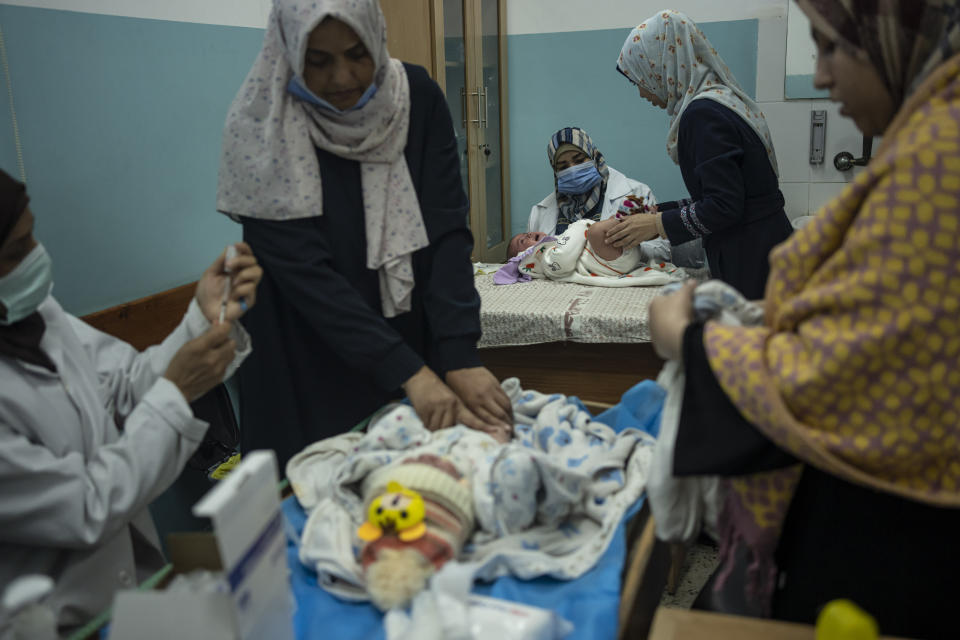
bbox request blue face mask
[556,161,602,195]
[0,243,53,325]
[286,76,378,113]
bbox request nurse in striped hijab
[525,126,657,241]
[548,127,610,235]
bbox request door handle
[469,89,481,126]
[478,143,491,157]
[480,86,488,129]
[834,135,873,171]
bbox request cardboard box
[109,451,294,640]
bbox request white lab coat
[526,166,656,235]
[0,294,250,632]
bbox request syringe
[219,244,238,324]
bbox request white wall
[0,0,270,27]
[785,2,817,76]
[754,8,863,219]
[5,0,787,32]
[505,0,785,35]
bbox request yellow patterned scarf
[705,53,960,610]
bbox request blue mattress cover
[284,380,665,640]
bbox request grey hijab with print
[217,0,428,318]
[617,9,779,176]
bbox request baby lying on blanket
[286,379,654,611]
[497,217,682,287]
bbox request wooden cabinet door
[380,0,443,85]
[464,0,510,262]
[381,0,510,262]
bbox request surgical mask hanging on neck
[0,243,53,325]
[286,77,379,113]
[556,161,602,195]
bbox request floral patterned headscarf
[217,0,427,318]
[617,9,779,176]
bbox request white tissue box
[109,451,294,640]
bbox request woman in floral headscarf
[217,0,512,468]
[647,2,960,637]
[611,10,793,299]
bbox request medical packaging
[108,451,294,640]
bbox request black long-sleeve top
[658,99,793,299]
[676,323,960,639]
[235,64,481,467]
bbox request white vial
[2,575,58,640]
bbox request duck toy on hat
[357,481,428,543]
[356,453,474,610]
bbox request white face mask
[0,243,53,325]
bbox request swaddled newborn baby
[509,199,654,257]
[498,216,680,286]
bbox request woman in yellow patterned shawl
[648,1,960,636]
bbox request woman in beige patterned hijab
[612,10,792,299]
[218,0,512,467]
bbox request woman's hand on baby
[604,213,660,250]
[446,367,514,431]
[403,366,463,430]
[649,280,696,361]
[472,421,512,443]
[404,366,513,439]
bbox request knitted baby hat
[358,453,474,609]
[360,453,473,569]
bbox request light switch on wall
[809,109,826,165]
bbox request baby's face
[508,231,547,258]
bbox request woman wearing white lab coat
[526,127,702,267]
[0,171,262,633]
[527,128,654,235]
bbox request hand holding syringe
[167,243,263,402]
[194,242,260,327]
[219,244,238,324]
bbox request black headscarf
[0,170,56,372]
